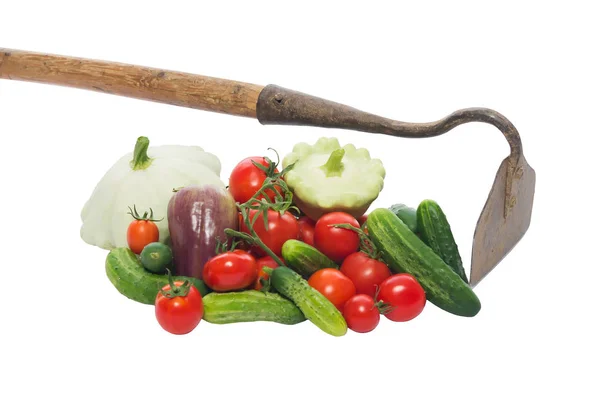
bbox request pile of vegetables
[87,136,481,336]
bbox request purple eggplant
[167,184,238,280]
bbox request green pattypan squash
[282,137,386,220]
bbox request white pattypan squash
[80,136,224,250]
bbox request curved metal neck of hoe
[256,84,523,161]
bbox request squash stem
[319,149,345,177]
[131,136,153,170]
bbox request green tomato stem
[127,205,163,222]
[229,209,287,268]
[131,136,153,171]
[319,148,345,177]
[160,269,191,299]
[372,285,395,315]
[330,223,382,260]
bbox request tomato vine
[224,150,296,267]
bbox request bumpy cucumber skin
[202,291,306,325]
[417,200,469,283]
[106,247,210,305]
[271,267,347,336]
[367,208,480,317]
[389,203,419,233]
[281,239,338,278]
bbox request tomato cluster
[143,155,428,336]
[305,211,427,333]
[202,156,302,293]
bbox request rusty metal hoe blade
[470,152,535,286]
[0,50,536,286]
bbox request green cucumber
[140,242,173,274]
[270,267,347,337]
[367,208,480,317]
[281,239,338,278]
[389,203,419,233]
[202,291,306,325]
[106,247,210,305]
[417,200,468,283]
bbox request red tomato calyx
[250,152,280,178]
[329,222,381,260]
[257,266,275,292]
[257,277,271,292]
[159,269,192,299]
[376,301,396,315]
[127,204,163,222]
[372,286,396,315]
[214,236,244,255]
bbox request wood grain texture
[0,48,263,118]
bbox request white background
[1,1,598,399]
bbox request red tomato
[155,281,203,335]
[254,256,281,290]
[308,268,356,311]
[241,209,300,256]
[297,216,316,246]
[127,220,160,254]
[202,251,258,292]
[340,252,392,298]
[343,294,381,333]
[314,212,360,263]
[228,157,282,203]
[126,206,161,254]
[376,274,426,322]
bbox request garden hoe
[0,48,536,287]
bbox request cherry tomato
[254,256,281,290]
[308,268,356,311]
[340,252,392,298]
[314,212,360,263]
[203,251,258,292]
[297,216,316,246]
[228,157,282,203]
[155,280,203,335]
[376,274,426,322]
[241,209,300,256]
[126,206,161,254]
[343,294,381,333]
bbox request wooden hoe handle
[0,48,264,118]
